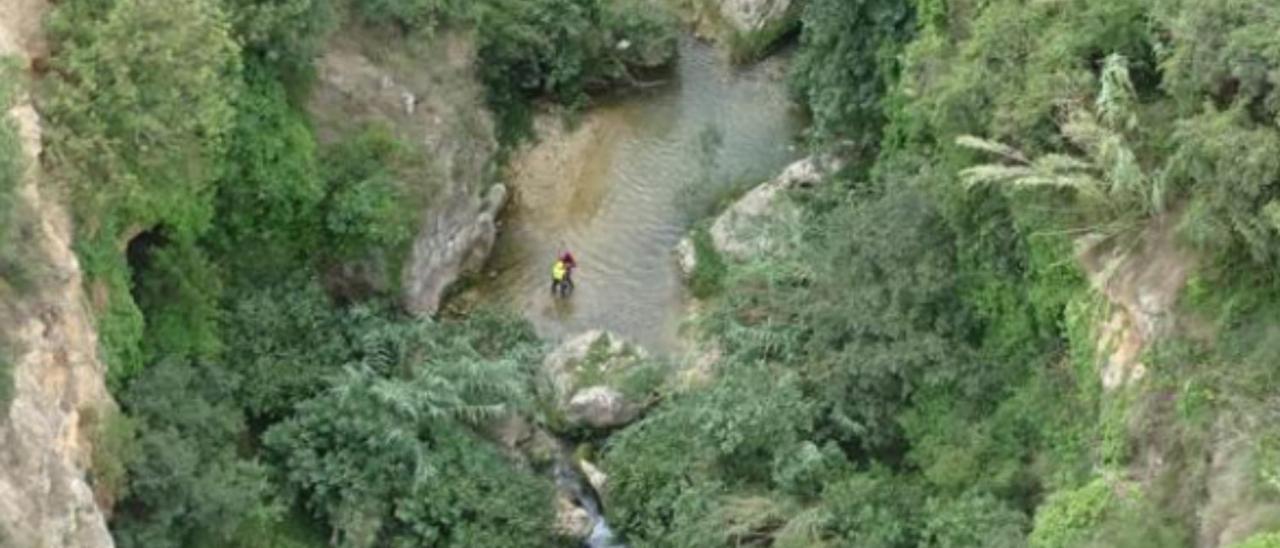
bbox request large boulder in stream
[544,331,660,430]
[678,155,839,277]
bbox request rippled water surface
[480,38,802,353]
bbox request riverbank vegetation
[36,0,679,545]
[599,0,1280,546]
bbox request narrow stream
[479,36,802,546]
[480,36,803,355]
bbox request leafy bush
[1028,479,1116,548]
[45,0,241,239]
[474,0,678,143]
[209,62,324,280]
[263,335,551,547]
[354,0,470,33]
[603,369,813,544]
[320,125,417,261]
[789,0,915,147]
[821,470,925,547]
[110,359,270,548]
[921,492,1029,548]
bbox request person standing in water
[551,251,577,296]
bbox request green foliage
[220,276,355,420]
[821,470,924,547]
[1236,531,1280,548]
[1029,478,1189,548]
[800,185,969,453]
[1168,106,1280,265]
[1028,478,1115,548]
[474,0,677,143]
[603,369,813,545]
[604,0,679,70]
[111,359,271,548]
[45,0,241,239]
[262,327,551,547]
[789,0,915,147]
[132,236,225,365]
[354,0,470,34]
[209,62,324,279]
[921,492,1029,548]
[223,0,335,80]
[1155,0,1280,122]
[688,225,726,299]
[319,124,417,261]
[88,408,142,508]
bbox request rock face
[0,1,117,546]
[402,182,507,314]
[310,28,503,316]
[544,331,651,429]
[1076,214,1194,389]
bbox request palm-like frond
[955,135,1029,164]
[956,54,1167,216]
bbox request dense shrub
[263,312,551,547]
[45,0,241,238]
[475,0,677,143]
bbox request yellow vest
[552,261,567,281]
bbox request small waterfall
[553,456,622,548]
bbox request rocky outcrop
[402,182,506,314]
[1076,214,1195,389]
[310,28,502,315]
[0,1,117,546]
[678,155,836,277]
[544,331,653,429]
[718,0,796,36]
[675,0,801,60]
